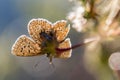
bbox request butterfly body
[40,32,53,41]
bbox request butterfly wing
[53,20,70,42]
[28,18,52,44]
[56,38,72,58]
[11,35,41,56]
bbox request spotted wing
[28,18,52,44]
[53,20,70,42]
[56,38,72,58]
[11,35,41,56]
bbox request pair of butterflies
[11,18,72,63]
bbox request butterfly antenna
[34,60,41,68]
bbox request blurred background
[0,0,95,80]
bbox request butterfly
[11,18,72,63]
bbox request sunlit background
[0,0,95,80]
